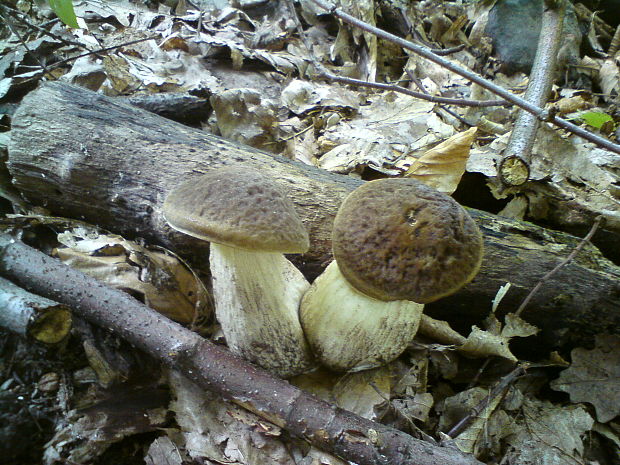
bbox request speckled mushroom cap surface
[332,178,483,304]
[163,166,310,253]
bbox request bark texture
[7,82,620,349]
[0,275,71,343]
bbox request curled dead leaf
[404,127,478,194]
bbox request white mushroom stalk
[300,261,423,372]
[210,243,312,377]
[300,178,483,372]
[163,166,315,378]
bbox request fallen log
[0,234,484,465]
[7,81,620,349]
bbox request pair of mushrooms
[163,166,483,376]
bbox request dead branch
[445,365,528,438]
[0,234,484,465]
[498,0,566,186]
[0,275,71,343]
[6,81,620,349]
[515,216,603,316]
[308,0,620,155]
[321,70,507,107]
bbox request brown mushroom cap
[332,178,483,304]
[163,166,309,253]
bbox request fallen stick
[498,0,565,186]
[0,275,71,343]
[7,81,620,349]
[308,0,620,155]
[0,234,483,465]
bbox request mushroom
[300,178,483,372]
[163,166,315,377]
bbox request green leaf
[577,111,614,129]
[48,0,79,29]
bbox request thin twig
[46,36,161,71]
[322,70,507,107]
[0,3,83,47]
[16,36,160,86]
[431,44,466,56]
[467,358,492,390]
[515,216,604,316]
[404,68,475,126]
[446,364,528,438]
[309,0,620,155]
[0,9,49,73]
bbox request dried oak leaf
[550,334,620,423]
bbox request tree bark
[0,234,484,465]
[7,81,620,349]
[0,275,72,343]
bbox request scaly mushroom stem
[300,261,423,372]
[210,243,315,378]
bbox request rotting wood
[7,81,620,349]
[0,234,484,465]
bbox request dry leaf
[418,314,466,346]
[459,326,517,362]
[144,436,184,465]
[210,89,279,151]
[320,92,454,175]
[404,127,477,194]
[497,195,528,220]
[418,314,525,362]
[598,57,620,100]
[503,398,593,464]
[392,393,434,423]
[550,334,620,423]
[281,79,360,115]
[55,228,208,324]
[393,356,429,396]
[453,389,504,454]
[168,370,293,465]
[291,366,391,421]
[333,366,391,420]
[500,313,539,339]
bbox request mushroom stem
[300,261,424,372]
[210,243,315,378]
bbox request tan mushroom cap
[332,178,483,304]
[163,166,310,253]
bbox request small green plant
[48,0,79,28]
[567,110,615,131]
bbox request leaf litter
[1,0,619,464]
